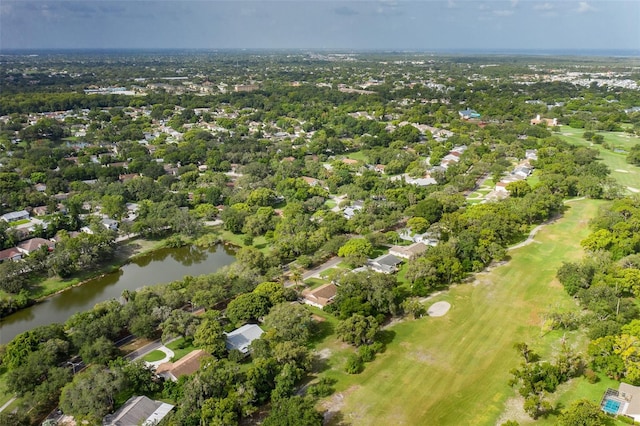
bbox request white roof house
[103,395,174,426]
[225,324,264,354]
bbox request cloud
[577,1,596,13]
[335,6,358,16]
[533,2,554,11]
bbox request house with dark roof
[155,349,211,382]
[368,253,403,274]
[225,324,264,354]
[302,283,338,309]
[103,395,174,426]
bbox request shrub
[306,377,335,398]
[584,368,599,384]
[358,345,376,363]
[345,354,364,374]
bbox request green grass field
[558,126,640,190]
[319,199,607,425]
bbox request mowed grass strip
[326,199,604,426]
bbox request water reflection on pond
[0,244,235,344]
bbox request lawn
[214,230,269,253]
[320,199,606,425]
[166,338,196,362]
[344,151,367,162]
[142,350,166,362]
[558,126,640,190]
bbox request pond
[0,243,236,344]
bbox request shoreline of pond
[0,232,241,330]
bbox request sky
[1,0,639,52]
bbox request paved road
[124,339,164,361]
[302,257,342,280]
[0,397,15,414]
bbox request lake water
[0,244,236,344]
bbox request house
[102,218,119,231]
[389,242,428,260]
[343,201,364,220]
[103,395,174,426]
[118,173,139,183]
[17,238,55,255]
[155,349,211,382]
[34,183,47,192]
[302,283,338,309]
[0,247,22,262]
[1,210,29,223]
[530,114,558,126]
[513,166,532,179]
[458,109,481,119]
[368,254,403,274]
[525,149,538,161]
[234,84,259,92]
[225,324,264,354]
[301,176,322,187]
[600,383,640,421]
[32,206,48,217]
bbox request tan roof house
[389,242,428,260]
[302,283,338,309]
[155,349,211,382]
[17,238,55,255]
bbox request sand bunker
[427,301,451,317]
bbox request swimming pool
[603,398,622,415]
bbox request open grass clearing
[344,151,367,162]
[320,199,605,425]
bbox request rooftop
[225,324,264,354]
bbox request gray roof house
[225,324,264,354]
[103,395,174,426]
[368,254,403,274]
[1,210,29,223]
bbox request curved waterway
[0,244,236,344]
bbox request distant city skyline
[1,1,638,52]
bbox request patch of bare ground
[495,396,529,425]
[322,385,360,425]
[316,348,332,359]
